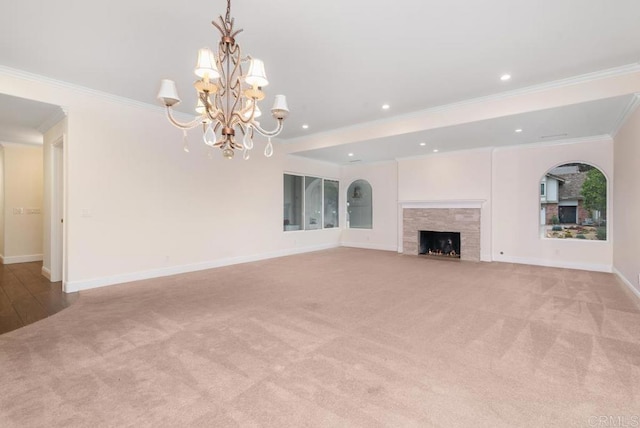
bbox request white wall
[1,144,44,263]
[613,104,640,295]
[0,146,4,257]
[394,139,614,270]
[340,161,398,251]
[0,71,341,291]
[492,137,613,271]
[397,149,493,261]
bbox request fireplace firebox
[419,231,461,259]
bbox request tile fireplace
[401,205,481,262]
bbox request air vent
[540,133,568,139]
[349,159,362,163]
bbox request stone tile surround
[403,208,481,262]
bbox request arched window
[539,163,607,240]
[347,179,372,229]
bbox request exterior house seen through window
[540,163,607,240]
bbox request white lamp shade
[243,99,262,119]
[245,59,269,87]
[271,95,289,112]
[195,48,220,79]
[157,79,181,106]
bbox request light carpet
[1,248,639,427]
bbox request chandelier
[157,0,289,160]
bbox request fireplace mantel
[399,200,486,209]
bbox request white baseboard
[0,254,43,264]
[612,267,640,300]
[340,242,397,252]
[64,243,340,293]
[492,254,612,273]
[41,266,52,280]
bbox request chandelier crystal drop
[157,0,289,160]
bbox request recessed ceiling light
[348,153,354,157]
[419,142,426,146]
[302,124,309,129]
[433,149,439,153]
[515,128,523,133]
[500,74,511,81]
[382,104,390,110]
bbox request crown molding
[36,107,67,134]
[285,62,640,145]
[492,134,613,152]
[0,65,192,121]
[610,93,640,138]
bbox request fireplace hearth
[419,231,461,259]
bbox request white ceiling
[0,1,639,156]
[0,94,64,145]
[292,95,634,164]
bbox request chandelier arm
[211,92,225,124]
[251,119,284,137]
[230,85,242,121]
[227,44,243,121]
[165,107,202,130]
[212,19,225,37]
[200,92,220,122]
[232,97,257,124]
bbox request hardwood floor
[0,262,78,335]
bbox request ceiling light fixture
[302,124,309,129]
[348,153,354,157]
[515,128,523,133]
[500,74,511,81]
[157,0,289,160]
[433,149,439,153]
[382,104,390,110]
[419,142,426,146]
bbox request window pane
[323,180,339,228]
[305,176,322,230]
[283,174,303,231]
[347,179,372,229]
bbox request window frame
[346,179,373,230]
[283,172,339,232]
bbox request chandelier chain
[225,0,231,24]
